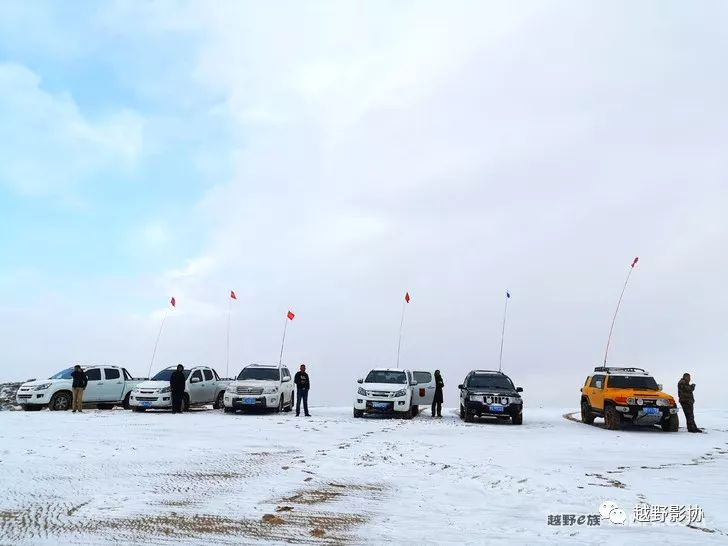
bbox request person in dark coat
[294,364,311,417]
[170,364,186,414]
[432,369,444,417]
[678,373,702,433]
[71,365,88,413]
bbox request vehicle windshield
[49,367,74,380]
[152,368,191,381]
[608,375,659,390]
[365,370,407,384]
[237,368,280,381]
[468,374,515,390]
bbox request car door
[98,368,125,402]
[202,368,215,402]
[281,367,293,404]
[412,371,435,405]
[83,368,103,401]
[589,374,606,411]
[188,368,205,403]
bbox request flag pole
[396,297,407,369]
[278,315,289,368]
[225,297,232,378]
[148,311,168,378]
[603,257,639,366]
[498,292,510,373]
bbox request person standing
[170,364,186,414]
[678,373,702,433]
[432,369,444,417]
[71,365,88,413]
[294,364,311,417]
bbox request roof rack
[473,370,505,375]
[593,366,647,374]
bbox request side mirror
[410,380,418,386]
[282,377,290,382]
[657,384,663,391]
[190,377,201,384]
[458,384,464,389]
[595,381,602,389]
[516,387,523,393]
[357,378,363,384]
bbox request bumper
[16,393,49,405]
[615,405,677,424]
[129,394,172,409]
[465,400,522,417]
[354,397,410,414]
[224,395,279,409]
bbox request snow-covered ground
[0,407,726,545]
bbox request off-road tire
[605,405,621,430]
[353,408,364,418]
[581,399,595,424]
[213,392,224,410]
[459,404,465,420]
[224,407,234,414]
[276,394,284,413]
[662,413,679,432]
[284,393,293,412]
[122,392,131,410]
[512,412,523,425]
[412,405,419,417]
[97,404,114,410]
[465,409,475,423]
[49,392,72,411]
[402,406,414,420]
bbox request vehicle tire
[122,392,131,410]
[132,407,146,412]
[22,405,42,411]
[224,407,234,414]
[459,404,465,420]
[402,406,414,420]
[276,394,284,413]
[49,392,72,411]
[605,405,621,430]
[97,404,113,410]
[353,408,364,418]
[182,394,190,412]
[662,413,679,432]
[512,412,523,425]
[581,399,595,424]
[412,405,419,417]
[213,392,224,410]
[284,393,293,412]
[464,409,474,423]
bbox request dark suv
[458,370,524,424]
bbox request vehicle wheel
[97,404,113,410]
[276,394,284,413]
[182,394,190,412]
[581,399,595,424]
[49,392,72,411]
[459,404,465,420]
[605,405,621,430]
[284,393,293,412]
[132,407,146,412]
[662,413,679,432]
[402,406,414,420]
[412,405,419,417]
[213,392,224,410]
[353,408,364,418]
[464,409,474,423]
[22,405,42,411]
[512,412,523,425]
[122,392,131,410]
[224,407,234,414]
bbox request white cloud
[0,62,144,197]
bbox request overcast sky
[1,1,726,407]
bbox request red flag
[170,297,176,307]
[287,310,295,320]
[405,292,410,303]
[230,290,237,300]
[631,257,639,268]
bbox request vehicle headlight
[393,389,407,398]
[656,399,670,407]
[469,395,481,401]
[357,387,367,396]
[34,383,52,390]
[158,387,171,394]
[627,397,636,405]
[263,386,279,394]
[512,397,523,404]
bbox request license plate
[141,402,152,408]
[373,402,389,409]
[643,407,659,414]
[242,398,256,405]
[488,405,504,413]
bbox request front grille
[17,394,32,399]
[135,397,158,402]
[139,390,157,394]
[484,395,509,405]
[638,398,657,406]
[18,388,31,392]
[236,386,263,395]
[370,391,394,398]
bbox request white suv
[223,364,294,413]
[353,368,435,419]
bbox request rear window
[607,375,659,390]
[413,372,432,384]
[105,368,120,380]
[203,369,213,381]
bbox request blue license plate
[488,405,504,413]
[373,402,389,409]
[643,407,659,414]
[141,402,152,408]
[242,398,256,405]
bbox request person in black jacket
[432,369,444,417]
[71,365,88,413]
[294,364,311,417]
[170,364,186,414]
[678,373,702,433]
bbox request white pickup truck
[129,365,231,412]
[353,368,436,418]
[16,366,146,411]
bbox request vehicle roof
[470,370,507,375]
[242,363,286,369]
[368,368,408,372]
[162,364,210,370]
[591,366,651,376]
